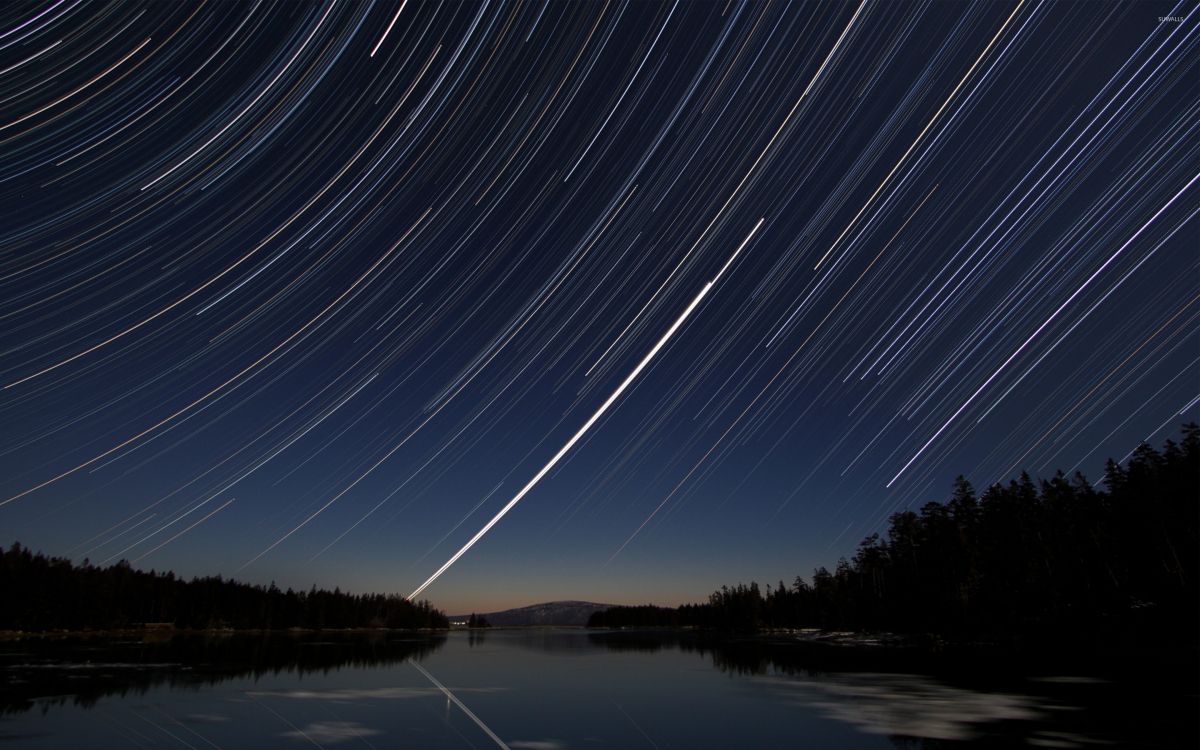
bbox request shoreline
[0,625,449,641]
[585,626,1200,682]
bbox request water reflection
[0,630,1192,748]
[278,720,381,745]
[756,673,1039,742]
[246,686,501,700]
[0,632,445,715]
[589,630,1191,749]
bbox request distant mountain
[451,601,616,627]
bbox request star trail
[0,0,1196,613]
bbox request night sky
[1,1,1196,614]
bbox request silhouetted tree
[588,425,1199,649]
[0,548,448,631]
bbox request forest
[590,425,1199,649]
[0,547,447,631]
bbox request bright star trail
[409,219,761,599]
[410,660,510,750]
[0,1,1195,613]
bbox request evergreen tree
[588,425,1199,649]
[0,549,449,632]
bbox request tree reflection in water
[0,632,445,715]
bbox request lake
[1,629,1193,748]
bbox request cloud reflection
[184,713,230,724]
[760,672,1040,741]
[280,721,382,745]
[248,686,503,700]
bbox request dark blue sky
[1,1,1196,613]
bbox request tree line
[590,425,1199,647]
[0,547,448,631]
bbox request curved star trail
[0,1,1195,612]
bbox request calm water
[1,629,1193,748]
